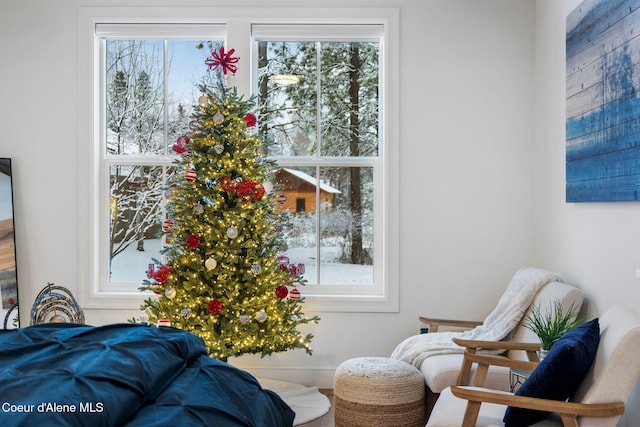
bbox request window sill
[79,286,398,313]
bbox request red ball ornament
[151,265,172,284]
[172,143,186,154]
[235,180,254,198]
[177,135,191,145]
[243,113,257,127]
[252,184,265,201]
[289,288,301,301]
[162,219,174,232]
[186,234,201,249]
[275,285,289,299]
[208,299,223,315]
[277,255,290,265]
[185,169,197,182]
[172,134,191,154]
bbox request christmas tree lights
[138,46,319,361]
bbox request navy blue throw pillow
[503,318,600,427]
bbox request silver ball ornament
[226,226,238,239]
[213,112,225,124]
[165,287,176,299]
[255,310,267,323]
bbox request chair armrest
[453,337,541,366]
[461,352,539,371]
[418,316,483,332]
[453,338,541,387]
[453,337,541,353]
[451,386,624,426]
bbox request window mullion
[103,155,175,166]
[163,39,169,157]
[315,165,321,286]
[162,40,169,265]
[315,41,322,157]
[272,157,376,167]
[315,42,322,286]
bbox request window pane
[109,165,170,283]
[167,40,223,143]
[319,166,373,285]
[257,41,379,157]
[275,166,318,284]
[257,41,318,156]
[320,42,379,157]
[106,40,165,156]
[275,166,374,286]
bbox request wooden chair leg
[473,364,489,387]
[461,401,481,427]
[559,414,579,427]
[456,348,477,386]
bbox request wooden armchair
[418,280,584,415]
[426,305,640,427]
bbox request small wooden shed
[274,168,341,213]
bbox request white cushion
[572,306,640,427]
[426,387,562,427]
[420,354,510,393]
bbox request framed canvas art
[566,0,640,202]
[0,158,18,328]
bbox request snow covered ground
[110,239,372,285]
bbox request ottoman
[334,357,426,427]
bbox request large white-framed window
[78,7,399,312]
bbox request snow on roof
[277,168,341,194]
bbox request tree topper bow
[205,46,239,75]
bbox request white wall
[534,4,640,421]
[533,0,640,318]
[0,0,536,388]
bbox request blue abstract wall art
[566,0,640,202]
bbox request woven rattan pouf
[334,357,425,427]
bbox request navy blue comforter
[0,323,294,426]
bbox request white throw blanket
[390,267,565,368]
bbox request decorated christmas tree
[138,46,319,361]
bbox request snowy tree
[106,41,188,262]
[257,41,378,265]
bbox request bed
[0,322,295,426]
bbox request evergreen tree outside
[257,41,378,272]
[138,46,319,360]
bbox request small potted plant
[525,299,584,359]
